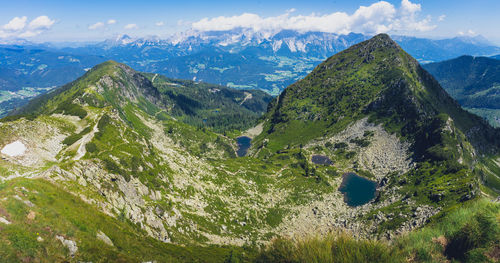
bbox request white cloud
[3,16,27,31]
[88,22,105,30]
[438,15,446,22]
[0,15,55,38]
[18,30,39,38]
[400,0,420,15]
[191,0,436,35]
[458,29,477,37]
[89,20,116,30]
[155,21,165,26]
[28,16,55,30]
[124,23,138,30]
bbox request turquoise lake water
[338,172,377,207]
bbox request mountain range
[1,34,499,262]
[2,30,500,118]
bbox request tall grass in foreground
[396,198,500,263]
[255,232,400,263]
[256,199,500,263]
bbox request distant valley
[424,55,500,127]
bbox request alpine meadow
[1,1,500,262]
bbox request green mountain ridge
[0,58,343,261]
[252,33,500,237]
[423,55,500,127]
[9,60,272,133]
[257,34,498,154]
[0,34,499,262]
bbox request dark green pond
[236,136,251,157]
[338,173,377,207]
[311,155,333,165]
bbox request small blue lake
[338,173,377,207]
[236,136,252,157]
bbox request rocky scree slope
[0,61,284,247]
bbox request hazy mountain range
[1,30,500,102]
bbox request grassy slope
[0,178,252,263]
[257,198,500,263]
[255,34,496,155]
[1,177,498,262]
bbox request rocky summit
[0,34,499,262]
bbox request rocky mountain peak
[259,33,498,155]
[368,33,399,47]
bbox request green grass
[0,178,255,262]
[396,198,500,263]
[256,233,399,263]
[257,198,500,263]
[478,157,500,192]
[254,120,328,155]
[62,126,91,146]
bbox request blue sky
[1,0,500,44]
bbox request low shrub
[85,142,98,153]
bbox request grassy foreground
[0,178,252,262]
[257,199,500,263]
[0,177,498,262]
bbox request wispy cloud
[89,19,117,30]
[191,0,436,35]
[458,29,477,37]
[155,21,164,26]
[124,23,138,30]
[0,15,55,38]
[88,22,105,30]
[438,15,446,22]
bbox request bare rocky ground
[276,118,435,240]
[241,122,264,138]
[306,117,413,179]
[0,113,437,246]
